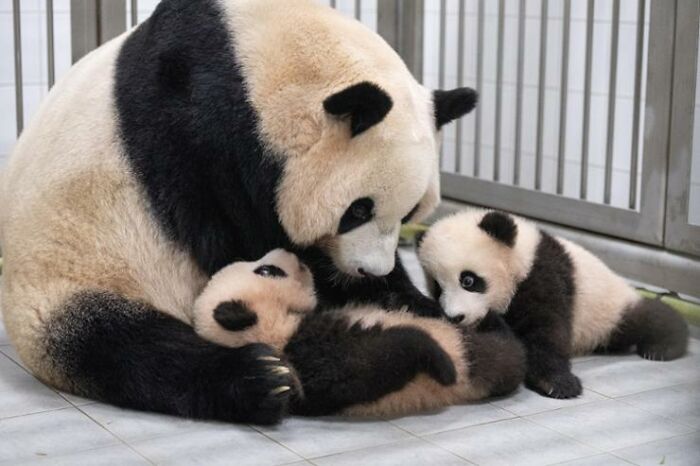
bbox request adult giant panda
[0,0,477,424]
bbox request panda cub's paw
[527,371,582,399]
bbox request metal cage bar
[604,0,621,205]
[493,0,505,182]
[355,0,361,20]
[580,0,595,200]
[12,0,23,136]
[438,0,446,169]
[46,0,55,88]
[513,0,526,186]
[629,0,646,210]
[556,0,571,195]
[473,0,484,178]
[131,0,138,27]
[454,0,465,174]
[534,0,548,190]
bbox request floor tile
[389,401,515,436]
[490,386,607,417]
[612,432,700,466]
[551,453,634,466]
[81,402,215,442]
[258,417,412,458]
[574,349,700,398]
[0,316,8,346]
[0,343,28,369]
[311,438,470,466]
[0,408,121,463]
[425,418,597,466]
[0,352,70,419]
[14,444,151,466]
[527,399,693,452]
[619,382,700,429]
[131,425,302,466]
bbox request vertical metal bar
[629,0,646,210]
[604,0,620,205]
[494,0,505,181]
[330,0,336,7]
[556,0,571,194]
[377,0,423,81]
[131,0,138,27]
[13,0,23,135]
[100,0,127,43]
[355,0,361,20]
[455,0,465,174]
[71,0,98,63]
[474,0,485,178]
[580,0,595,200]
[46,0,55,88]
[513,0,526,186]
[535,0,548,190]
[438,0,446,169]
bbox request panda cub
[417,209,689,399]
[194,249,526,417]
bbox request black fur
[433,87,478,129]
[214,300,258,331]
[323,82,393,137]
[478,211,517,247]
[47,291,295,425]
[604,298,688,361]
[465,326,527,397]
[504,232,581,399]
[286,312,456,416]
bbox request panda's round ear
[478,211,517,247]
[213,300,258,331]
[433,87,478,129]
[323,82,393,137]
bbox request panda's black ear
[434,87,478,129]
[324,82,393,137]
[213,300,258,331]
[478,211,517,247]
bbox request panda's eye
[254,265,287,278]
[338,197,375,234]
[460,271,486,293]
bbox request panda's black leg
[521,327,581,399]
[604,299,688,361]
[286,315,456,416]
[46,291,296,425]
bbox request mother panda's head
[223,0,477,277]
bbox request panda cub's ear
[433,87,478,129]
[213,300,258,331]
[323,82,393,137]
[478,211,518,248]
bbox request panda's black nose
[450,314,465,324]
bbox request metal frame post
[377,0,424,82]
[71,0,126,63]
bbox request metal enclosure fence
[3,0,700,295]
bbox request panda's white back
[556,237,640,354]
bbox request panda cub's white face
[417,210,535,326]
[193,249,317,351]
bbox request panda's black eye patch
[459,271,486,293]
[338,197,374,234]
[254,265,287,278]
[401,203,420,224]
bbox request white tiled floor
[0,252,699,465]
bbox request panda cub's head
[416,209,540,326]
[193,249,317,351]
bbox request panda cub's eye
[459,271,486,293]
[254,265,287,278]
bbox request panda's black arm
[302,249,444,318]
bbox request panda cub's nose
[450,314,465,324]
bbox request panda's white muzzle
[331,221,399,277]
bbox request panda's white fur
[418,208,688,398]
[193,249,526,417]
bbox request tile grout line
[249,424,312,462]
[72,404,157,465]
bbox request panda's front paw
[232,344,299,425]
[527,371,582,399]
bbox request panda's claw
[270,386,292,396]
[270,366,291,375]
[259,356,281,362]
